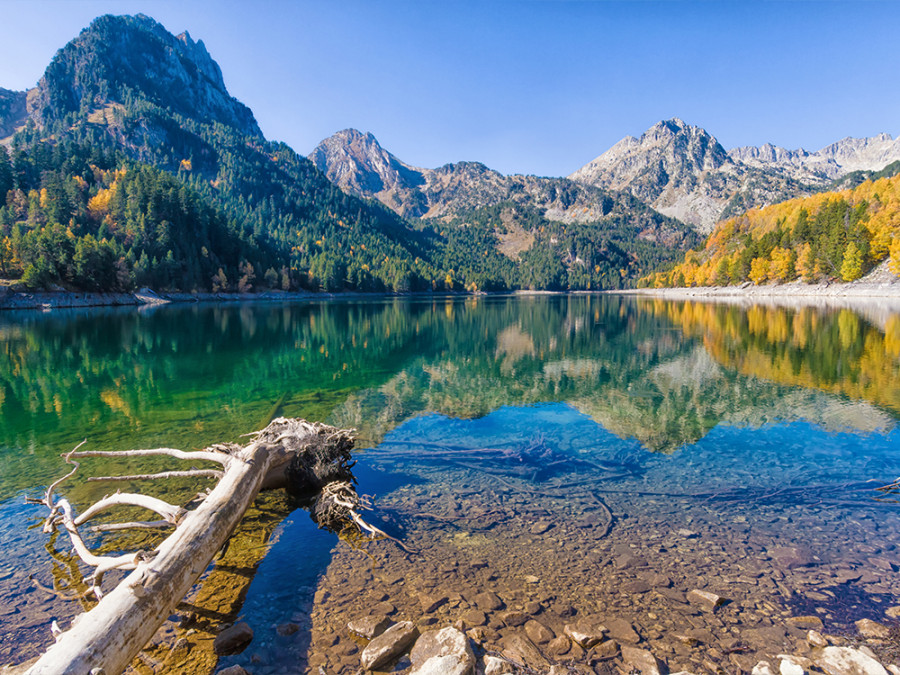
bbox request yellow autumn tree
[749,257,770,285]
[889,238,900,278]
[795,242,816,282]
[87,187,114,219]
[840,241,863,281]
[768,247,795,282]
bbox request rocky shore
[0,286,325,310]
[213,618,900,675]
[621,261,900,310]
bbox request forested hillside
[0,142,277,291]
[642,172,900,287]
[435,202,699,291]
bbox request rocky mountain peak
[569,119,795,233]
[173,29,225,91]
[27,13,261,137]
[571,118,732,192]
[309,128,426,200]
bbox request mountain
[309,128,701,288]
[312,128,697,243]
[310,128,658,225]
[309,129,428,217]
[570,119,900,235]
[2,14,445,293]
[730,133,900,183]
[0,88,27,139]
[28,14,261,138]
[569,118,808,234]
[643,171,900,288]
[1,14,691,294]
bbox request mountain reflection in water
[0,295,898,672]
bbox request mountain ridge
[729,132,900,182]
[310,127,635,224]
[568,118,809,234]
[569,119,900,234]
[3,12,896,295]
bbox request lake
[1,294,899,673]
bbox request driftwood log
[26,417,392,675]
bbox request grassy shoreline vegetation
[641,171,900,289]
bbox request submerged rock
[500,611,528,627]
[276,622,299,636]
[524,619,554,644]
[563,621,605,648]
[621,646,662,675]
[530,521,553,534]
[472,591,504,612]
[604,617,641,644]
[595,639,619,659]
[213,622,254,655]
[499,633,548,670]
[686,589,726,612]
[348,614,391,640]
[855,619,890,639]
[216,667,251,675]
[786,616,823,630]
[360,621,419,670]
[807,630,828,648]
[545,635,571,656]
[409,626,475,675]
[421,594,449,613]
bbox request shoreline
[0,287,492,311]
[5,277,900,312]
[621,280,900,299]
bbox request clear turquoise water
[1,295,899,671]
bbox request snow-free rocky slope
[309,128,696,250]
[569,119,900,234]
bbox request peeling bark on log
[26,418,362,675]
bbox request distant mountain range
[310,128,635,225]
[308,128,694,250]
[311,120,900,236]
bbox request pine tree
[0,146,13,198]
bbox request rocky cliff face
[569,119,805,234]
[0,88,27,140]
[730,133,900,181]
[27,14,261,138]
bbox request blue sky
[0,1,898,177]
